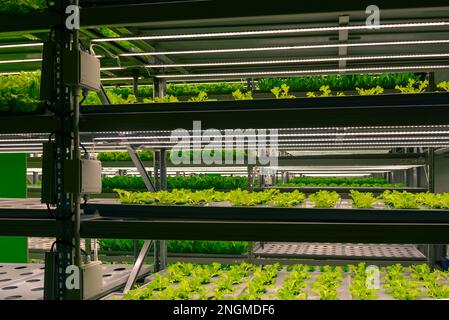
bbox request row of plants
[98,239,248,255]
[96,150,254,162]
[105,82,245,99]
[114,188,449,210]
[0,71,41,113]
[384,264,449,300]
[124,263,257,300]
[0,0,46,14]
[89,73,423,101]
[277,177,403,188]
[3,72,449,112]
[102,175,248,193]
[85,78,449,106]
[257,73,423,92]
[123,262,449,300]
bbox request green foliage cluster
[96,149,254,162]
[124,262,226,300]
[415,192,449,209]
[239,264,283,300]
[115,188,449,210]
[380,191,421,209]
[348,263,378,300]
[0,0,46,14]
[115,188,308,207]
[98,239,248,255]
[102,175,248,192]
[356,86,384,95]
[307,85,345,97]
[4,71,449,113]
[268,190,307,207]
[115,188,225,205]
[168,82,245,96]
[438,81,449,92]
[187,91,217,102]
[384,264,422,300]
[308,190,341,208]
[270,84,296,99]
[350,190,378,209]
[0,71,41,112]
[232,89,253,100]
[395,79,429,94]
[257,73,422,92]
[278,177,403,188]
[409,265,449,299]
[97,82,245,101]
[97,150,153,161]
[277,265,311,300]
[123,262,449,300]
[311,266,344,300]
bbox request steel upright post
[44,0,83,300]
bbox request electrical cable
[50,240,88,258]
[90,44,122,68]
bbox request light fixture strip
[92,21,449,42]
[0,58,42,64]
[143,53,449,69]
[120,39,449,57]
[0,43,44,49]
[156,65,449,78]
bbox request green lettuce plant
[268,190,306,207]
[311,267,343,300]
[0,0,46,14]
[437,81,449,92]
[350,190,377,208]
[348,263,378,300]
[356,86,384,95]
[271,84,296,99]
[232,89,253,100]
[309,191,341,208]
[380,190,420,209]
[395,79,429,94]
[188,91,217,102]
[306,85,345,97]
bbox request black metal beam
[1,0,448,34]
[0,12,57,34]
[80,93,449,132]
[0,114,55,134]
[80,219,449,244]
[0,218,57,237]
[78,0,449,28]
[2,94,448,135]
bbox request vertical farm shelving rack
[1,0,449,299]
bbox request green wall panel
[0,153,28,263]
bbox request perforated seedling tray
[118,264,449,301]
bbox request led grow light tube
[92,21,449,42]
[0,43,44,49]
[0,58,42,64]
[95,131,449,141]
[156,65,449,78]
[120,39,449,57]
[144,53,449,68]
[101,77,142,81]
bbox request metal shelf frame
[2,0,449,299]
[2,93,449,134]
